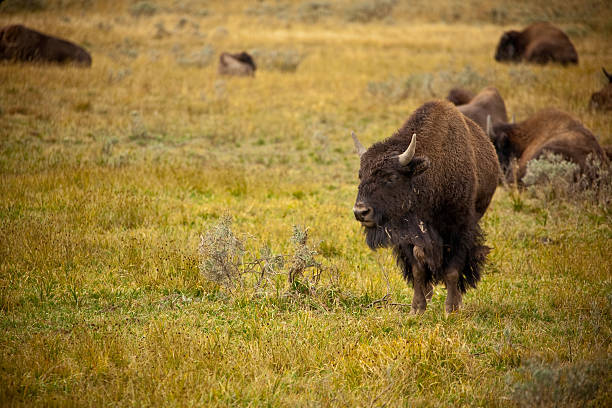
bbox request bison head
[352,132,430,249]
[495,31,520,62]
[234,51,256,70]
[488,123,516,172]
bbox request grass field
[1,0,611,406]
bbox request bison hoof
[410,306,426,315]
[444,300,463,314]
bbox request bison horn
[486,115,492,138]
[603,67,612,83]
[351,131,367,157]
[398,133,417,166]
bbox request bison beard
[364,214,488,294]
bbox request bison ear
[400,156,430,177]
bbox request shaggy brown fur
[602,145,612,162]
[491,108,607,182]
[218,51,256,77]
[494,22,578,65]
[589,68,612,111]
[457,87,508,134]
[446,87,475,106]
[353,100,500,313]
[0,24,91,66]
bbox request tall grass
[1,0,611,406]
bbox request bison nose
[353,203,373,222]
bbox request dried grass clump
[344,0,396,23]
[129,1,158,17]
[507,357,611,407]
[198,216,245,290]
[198,217,328,296]
[366,73,434,102]
[249,49,303,72]
[523,152,611,206]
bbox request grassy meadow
[1,0,611,406]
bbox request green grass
[1,0,611,406]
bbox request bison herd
[1,20,609,314]
[351,22,610,314]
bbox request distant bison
[352,100,500,313]
[491,109,607,182]
[589,68,612,111]
[218,51,256,77]
[494,22,578,65]
[456,87,509,137]
[446,87,475,106]
[0,24,91,66]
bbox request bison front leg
[443,267,462,314]
[410,246,429,314]
[410,263,428,314]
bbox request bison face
[495,31,519,62]
[489,124,515,170]
[352,133,430,246]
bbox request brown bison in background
[352,101,500,314]
[446,87,475,106]
[490,109,607,182]
[494,22,578,65]
[589,68,612,111]
[218,51,256,77]
[0,24,91,66]
[456,87,509,136]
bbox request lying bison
[456,87,509,136]
[218,51,256,77]
[589,68,612,111]
[0,24,91,66]
[446,87,475,106]
[494,22,578,65]
[352,101,500,313]
[491,108,607,182]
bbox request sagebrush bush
[523,152,611,205]
[367,73,434,102]
[344,0,396,22]
[198,217,327,295]
[129,1,158,17]
[249,49,303,72]
[296,1,332,22]
[176,45,215,68]
[508,357,611,407]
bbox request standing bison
[218,51,256,77]
[352,101,500,313]
[456,86,509,136]
[589,68,612,111]
[494,22,578,65]
[491,108,607,182]
[0,24,91,66]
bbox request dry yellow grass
[1,0,611,406]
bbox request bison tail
[457,225,489,293]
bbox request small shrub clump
[129,1,158,17]
[344,0,396,23]
[176,45,215,68]
[249,49,303,72]
[198,217,327,296]
[296,1,332,22]
[366,73,434,102]
[507,357,611,407]
[523,152,611,205]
